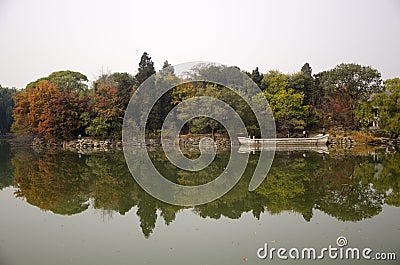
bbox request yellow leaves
[12,81,58,134]
[171,82,197,105]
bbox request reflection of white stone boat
[238,145,329,154]
[237,134,329,146]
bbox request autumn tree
[12,80,59,134]
[319,63,382,128]
[11,90,31,133]
[12,151,90,215]
[12,73,91,140]
[29,81,59,130]
[38,91,90,140]
[86,84,124,139]
[93,72,137,109]
[13,70,90,137]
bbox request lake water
[0,140,399,264]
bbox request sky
[1,0,399,88]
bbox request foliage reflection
[3,147,399,238]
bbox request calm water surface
[0,140,399,264]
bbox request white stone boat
[238,145,329,154]
[237,134,329,147]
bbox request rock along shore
[31,134,232,154]
[26,131,400,154]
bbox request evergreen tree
[135,52,156,85]
[290,71,314,106]
[250,67,263,88]
[0,85,16,134]
[160,60,174,76]
[301,63,312,77]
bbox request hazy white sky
[1,0,399,88]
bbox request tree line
[1,52,399,140]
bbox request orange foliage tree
[12,80,58,134]
[12,79,90,141]
[12,90,31,133]
[38,91,90,140]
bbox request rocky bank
[31,134,233,153]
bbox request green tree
[261,70,289,92]
[178,83,224,135]
[196,64,262,133]
[136,192,158,238]
[372,78,400,137]
[264,88,309,132]
[0,141,13,190]
[148,61,179,133]
[135,52,162,133]
[47,70,88,93]
[260,71,309,132]
[160,60,174,76]
[354,101,373,128]
[250,67,263,88]
[87,153,138,214]
[290,71,314,106]
[255,157,309,215]
[27,70,88,93]
[310,72,328,125]
[0,85,16,134]
[301,62,312,77]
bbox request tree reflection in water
[3,146,400,238]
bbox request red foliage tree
[85,84,124,139]
[38,91,90,140]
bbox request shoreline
[29,134,232,154]
[2,131,398,154]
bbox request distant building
[371,107,379,129]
